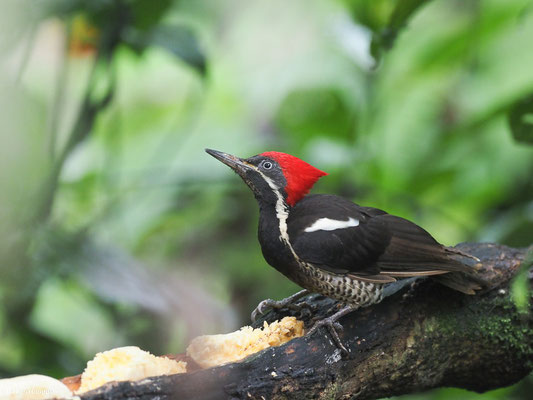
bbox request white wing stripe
[304,217,360,233]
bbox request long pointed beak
[205,148,253,174]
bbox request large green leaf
[372,0,431,59]
[388,0,431,38]
[125,24,206,75]
[149,25,206,74]
[130,0,172,32]
[342,0,432,60]
[342,0,395,32]
[29,278,117,358]
[508,94,533,144]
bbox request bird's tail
[430,247,485,295]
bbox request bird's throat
[257,198,301,281]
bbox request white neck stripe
[304,217,360,233]
[258,171,300,259]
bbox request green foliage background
[0,0,532,398]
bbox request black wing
[288,194,474,283]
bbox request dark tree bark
[78,243,533,400]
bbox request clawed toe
[306,304,357,355]
[308,318,348,354]
[250,290,310,322]
[251,299,276,322]
[332,321,343,332]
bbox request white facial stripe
[304,217,360,233]
[259,172,287,238]
[258,171,301,259]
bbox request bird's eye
[262,161,273,170]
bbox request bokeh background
[1,0,532,398]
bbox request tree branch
[77,243,533,400]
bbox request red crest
[260,152,328,206]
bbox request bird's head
[206,149,327,207]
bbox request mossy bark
[78,243,532,400]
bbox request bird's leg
[251,289,312,322]
[306,304,358,354]
[320,301,344,317]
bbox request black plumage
[288,194,480,292]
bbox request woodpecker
[206,149,481,352]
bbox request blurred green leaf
[372,0,431,59]
[29,278,117,357]
[508,94,533,144]
[149,25,206,74]
[342,0,432,59]
[511,249,533,312]
[275,88,354,145]
[130,0,172,31]
[342,0,395,32]
[125,24,206,74]
[388,0,431,36]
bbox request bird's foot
[251,289,311,322]
[307,304,358,355]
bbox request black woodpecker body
[206,149,481,350]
